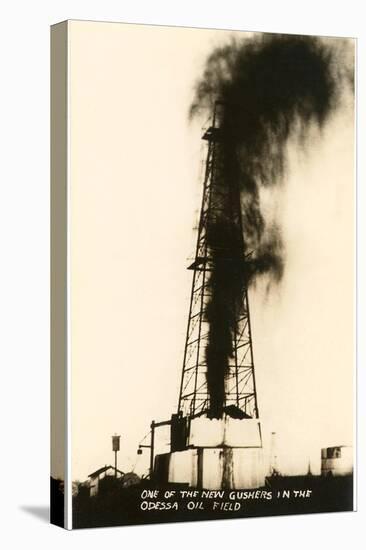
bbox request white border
[353,36,358,513]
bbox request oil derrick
[153,102,265,490]
[177,101,260,424]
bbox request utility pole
[270,431,280,476]
[150,421,155,478]
[112,434,121,478]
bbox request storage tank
[321,446,353,477]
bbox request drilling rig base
[154,447,265,490]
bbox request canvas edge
[50,20,72,530]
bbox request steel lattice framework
[177,103,260,420]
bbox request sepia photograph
[51,20,355,529]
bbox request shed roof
[88,465,124,478]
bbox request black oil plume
[190,33,353,418]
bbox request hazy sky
[63,21,354,482]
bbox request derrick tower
[153,102,264,490]
[177,102,260,425]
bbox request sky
[57,21,354,482]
